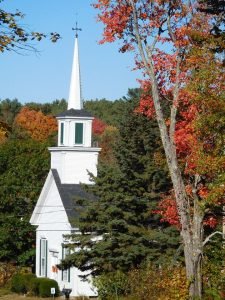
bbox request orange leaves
[14,107,57,141]
[128,265,188,300]
[96,2,132,45]
[0,121,10,144]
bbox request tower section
[49,33,100,184]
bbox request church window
[60,122,64,145]
[40,238,48,277]
[61,244,70,282]
[75,123,83,144]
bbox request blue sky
[0,0,141,104]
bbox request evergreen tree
[61,90,180,276]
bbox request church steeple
[68,23,82,110]
[49,26,101,184]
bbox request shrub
[11,274,26,294]
[34,278,59,298]
[0,263,17,287]
[94,271,129,300]
[11,273,36,294]
[127,265,188,300]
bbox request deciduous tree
[0,139,50,265]
[93,1,225,298]
[14,107,57,141]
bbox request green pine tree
[62,89,180,276]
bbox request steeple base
[49,147,101,184]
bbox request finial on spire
[72,22,82,38]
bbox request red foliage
[156,196,218,229]
[203,216,218,229]
[92,118,107,136]
[155,196,180,229]
[94,0,224,233]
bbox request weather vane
[72,21,82,38]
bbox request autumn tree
[93,1,225,298]
[14,107,57,141]
[92,117,107,136]
[198,0,225,15]
[0,0,60,53]
[0,121,10,144]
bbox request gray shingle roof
[51,169,95,224]
[57,109,93,118]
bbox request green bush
[11,273,36,294]
[34,278,59,298]
[94,271,129,300]
[11,273,59,298]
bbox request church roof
[56,108,93,118]
[51,169,96,223]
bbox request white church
[30,29,101,298]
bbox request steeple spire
[68,23,82,110]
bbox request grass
[0,288,90,299]
[0,292,85,300]
[0,294,62,300]
[0,288,61,299]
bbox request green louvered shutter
[60,123,64,145]
[68,267,70,283]
[75,123,83,144]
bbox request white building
[30,31,101,298]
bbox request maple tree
[14,107,57,141]
[93,1,225,298]
[92,117,107,136]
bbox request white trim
[49,147,101,152]
[56,116,94,121]
[30,170,70,225]
[30,171,53,225]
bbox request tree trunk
[129,2,204,297]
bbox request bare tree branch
[203,231,223,246]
